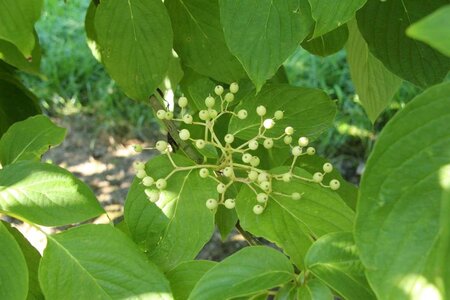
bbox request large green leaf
[355,82,450,299]
[125,154,217,271]
[308,0,366,37]
[346,20,402,123]
[407,5,450,57]
[0,221,28,300]
[301,25,349,57]
[84,1,101,62]
[0,115,66,166]
[3,221,43,299]
[0,75,41,137]
[236,166,354,268]
[220,0,313,91]
[94,0,173,101]
[0,161,104,226]
[39,224,172,299]
[166,260,217,300]
[165,0,245,83]
[439,165,450,299]
[0,33,41,75]
[356,0,450,88]
[0,0,42,56]
[188,246,295,300]
[305,232,375,300]
[297,279,333,300]
[228,84,336,141]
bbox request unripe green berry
[298,137,309,147]
[260,181,271,191]
[224,93,234,102]
[230,82,239,94]
[282,173,292,182]
[284,136,292,145]
[263,138,274,149]
[258,172,269,183]
[257,193,268,203]
[156,140,168,152]
[195,139,206,149]
[156,178,167,190]
[253,204,264,215]
[199,168,209,178]
[323,163,333,173]
[142,176,154,186]
[179,129,190,141]
[237,109,248,119]
[217,183,227,194]
[156,109,166,120]
[274,110,284,120]
[224,134,234,144]
[223,167,234,177]
[256,105,267,116]
[224,198,235,209]
[205,96,215,108]
[249,140,259,150]
[183,114,193,124]
[209,109,218,119]
[292,192,301,200]
[214,85,224,96]
[313,172,323,183]
[199,110,209,121]
[206,198,218,210]
[263,119,275,129]
[248,170,258,181]
[285,126,294,135]
[329,179,340,190]
[250,156,260,167]
[136,169,147,179]
[292,146,302,156]
[242,153,252,163]
[145,189,159,202]
[133,161,145,170]
[133,144,143,153]
[178,96,188,108]
[165,111,174,120]
[306,147,316,155]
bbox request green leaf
[0,0,42,56]
[39,224,172,299]
[356,0,450,88]
[188,246,295,300]
[305,232,375,300]
[355,82,450,299]
[125,154,217,271]
[94,0,173,101]
[229,84,336,141]
[274,282,297,300]
[440,165,450,298]
[407,5,450,57]
[0,33,41,75]
[346,20,402,123]
[0,115,66,166]
[166,260,217,300]
[0,161,104,226]
[220,0,314,91]
[0,221,28,300]
[165,0,245,83]
[297,279,333,300]
[302,25,349,57]
[308,0,366,37]
[0,74,41,137]
[84,1,101,62]
[215,184,240,240]
[236,166,354,268]
[3,221,43,299]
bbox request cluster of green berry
[133,82,340,215]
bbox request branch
[236,222,262,246]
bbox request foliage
[0,1,449,300]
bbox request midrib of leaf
[231,270,295,289]
[10,129,48,164]
[399,0,426,60]
[178,0,208,39]
[127,0,138,42]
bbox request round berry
[260,181,271,191]
[145,189,159,202]
[209,109,218,119]
[179,129,190,141]
[330,179,340,190]
[195,139,206,149]
[214,85,224,96]
[223,167,234,177]
[237,109,248,119]
[199,168,209,178]
[133,161,145,170]
[156,178,167,190]
[217,183,227,194]
[284,136,292,145]
[258,172,269,183]
[306,147,316,155]
[253,204,264,215]
[263,138,274,149]
[274,110,284,120]
[298,137,309,147]
[282,173,292,182]
[256,105,267,116]
[183,114,193,124]
[224,93,234,102]
[136,169,147,179]
[230,82,239,94]
[263,119,275,129]
[206,198,218,210]
[224,134,234,144]
[178,96,188,108]
[224,198,235,209]
[165,111,174,120]
[257,193,268,203]
[205,96,215,108]
[248,170,258,181]
[285,126,294,135]
[292,192,301,200]
[242,153,252,163]
[155,140,168,152]
[156,109,166,120]
[249,139,259,150]
[292,146,302,156]
[142,176,154,186]
[250,156,260,167]
[323,163,333,173]
[313,172,323,183]
[199,110,209,121]
[133,144,143,153]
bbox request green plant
[1,0,449,300]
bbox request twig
[236,222,261,246]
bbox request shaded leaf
[297,279,333,300]
[302,25,349,57]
